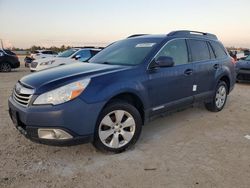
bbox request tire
[0,62,11,72]
[93,100,142,153]
[205,81,228,112]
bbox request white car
[30,50,58,60]
[30,47,102,72]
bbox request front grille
[31,61,38,68]
[12,83,34,107]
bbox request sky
[0,0,250,49]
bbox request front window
[58,49,78,58]
[89,38,162,66]
[155,39,188,65]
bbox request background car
[30,47,103,72]
[25,50,58,67]
[236,55,250,82]
[24,56,34,67]
[30,50,58,60]
[0,49,20,72]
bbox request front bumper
[236,69,250,81]
[8,95,105,146]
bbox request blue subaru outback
[8,30,236,153]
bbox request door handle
[184,69,193,76]
[213,64,219,69]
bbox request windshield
[89,38,162,66]
[58,49,78,58]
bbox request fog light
[38,129,73,140]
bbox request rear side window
[42,51,52,54]
[156,39,188,65]
[188,39,210,62]
[210,41,227,59]
[90,50,100,56]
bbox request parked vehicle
[30,47,102,72]
[0,49,20,72]
[236,55,250,81]
[30,50,58,60]
[24,56,34,67]
[8,30,236,153]
[25,50,58,67]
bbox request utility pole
[0,39,3,49]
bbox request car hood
[20,63,130,94]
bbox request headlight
[40,60,55,66]
[33,79,90,105]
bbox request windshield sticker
[135,43,156,48]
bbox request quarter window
[156,39,188,65]
[210,41,227,59]
[189,40,210,62]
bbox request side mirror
[150,56,174,69]
[74,55,81,60]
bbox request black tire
[93,100,142,153]
[0,62,11,72]
[205,81,228,112]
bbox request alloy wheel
[98,110,136,149]
[215,85,227,109]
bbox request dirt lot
[0,57,250,188]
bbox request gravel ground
[0,57,250,188]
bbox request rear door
[187,39,218,101]
[147,39,195,115]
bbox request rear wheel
[205,81,228,112]
[93,100,142,153]
[0,62,11,72]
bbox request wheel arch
[102,92,145,125]
[218,75,230,93]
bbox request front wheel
[93,100,142,153]
[0,62,11,72]
[205,81,228,112]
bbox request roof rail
[167,30,218,40]
[73,46,104,49]
[127,34,149,38]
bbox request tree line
[10,45,72,53]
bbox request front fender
[81,79,150,109]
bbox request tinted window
[74,50,91,62]
[42,51,53,54]
[210,41,227,59]
[3,50,15,56]
[156,39,188,65]
[189,40,210,62]
[90,50,100,56]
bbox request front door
[147,39,195,115]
